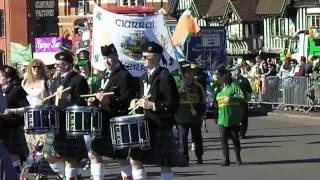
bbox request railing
[248,76,320,112]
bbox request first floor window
[0,10,4,37]
[307,14,320,28]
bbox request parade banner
[10,42,33,65]
[92,5,178,77]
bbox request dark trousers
[219,125,241,162]
[240,102,249,136]
[177,123,203,161]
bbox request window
[229,24,242,39]
[270,18,286,36]
[117,0,145,6]
[0,10,4,37]
[0,51,4,66]
[78,0,90,15]
[307,14,320,28]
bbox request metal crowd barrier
[248,76,320,112]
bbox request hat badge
[148,46,153,51]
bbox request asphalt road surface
[24,112,320,180]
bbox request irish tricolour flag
[171,8,201,47]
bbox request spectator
[278,57,291,79]
[240,60,251,77]
[302,56,313,76]
[260,61,269,75]
[248,59,260,78]
[289,59,300,77]
[305,59,320,105]
[265,64,277,77]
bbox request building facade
[0,0,30,65]
[223,0,263,63]
[0,0,59,65]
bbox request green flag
[10,42,32,65]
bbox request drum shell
[109,114,150,150]
[65,106,102,138]
[24,105,60,134]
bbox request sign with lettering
[34,0,56,18]
[92,5,178,77]
[34,37,72,52]
[33,37,72,65]
[187,27,226,69]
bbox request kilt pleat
[2,127,29,157]
[142,125,188,167]
[43,133,88,160]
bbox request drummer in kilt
[0,65,29,176]
[129,41,186,180]
[87,44,137,180]
[43,51,89,179]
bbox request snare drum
[24,105,59,134]
[65,106,102,138]
[110,114,150,150]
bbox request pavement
[24,110,320,180]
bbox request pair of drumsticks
[41,86,114,104]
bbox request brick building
[0,0,29,65]
[0,0,59,65]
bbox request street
[27,112,320,180]
[119,113,320,180]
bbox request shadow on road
[246,133,320,139]
[306,141,320,144]
[204,145,282,151]
[245,158,320,165]
[241,139,296,145]
[145,170,216,177]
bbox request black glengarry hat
[142,41,163,54]
[101,44,117,56]
[55,51,74,64]
[142,41,167,66]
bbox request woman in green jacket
[215,66,244,166]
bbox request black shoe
[236,153,242,166]
[240,134,246,139]
[197,157,203,164]
[221,160,230,166]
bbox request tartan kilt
[43,133,88,160]
[142,124,188,167]
[90,123,114,158]
[42,111,87,159]
[2,127,29,157]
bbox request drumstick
[80,92,114,98]
[42,87,71,103]
[128,95,151,115]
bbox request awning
[226,40,250,55]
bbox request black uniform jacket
[142,67,180,128]
[101,65,136,117]
[51,71,89,108]
[0,84,29,128]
